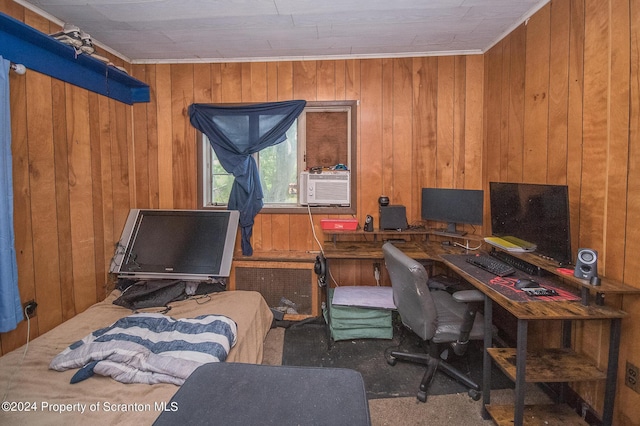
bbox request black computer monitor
[489,182,572,266]
[421,188,484,235]
[110,209,239,280]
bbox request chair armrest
[452,289,484,304]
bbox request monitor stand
[445,222,467,236]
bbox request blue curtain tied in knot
[189,100,306,256]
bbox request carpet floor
[281,321,513,400]
[263,325,553,426]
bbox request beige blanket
[0,290,273,425]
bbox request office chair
[382,242,486,402]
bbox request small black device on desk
[364,215,373,232]
[515,278,538,289]
[515,278,558,296]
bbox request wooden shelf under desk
[486,404,589,426]
[488,348,607,383]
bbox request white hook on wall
[10,62,26,75]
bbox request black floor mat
[281,321,513,400]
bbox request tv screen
[421,188,484,234]
[110,209,239,280]
[489,182,572,266]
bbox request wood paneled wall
[484,1,640,423]
[1,1,134,354]
[128,56,485,286]
[3,0,640,422]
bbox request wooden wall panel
[484,1,639,422]
[548,0,570,184]
[567,0,585,261]
[1,3,135,355]
[22,12,65,336]
[620,2,640,422]
[437,56,455,189]
[360,59,384,219]
[523,4,551,183]
[463,55,484,191]
[155,64,173,208]
[4,1,640,421]
[605,0,631,280]
[391,58,413,212]
[507,26,527,182]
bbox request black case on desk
[379,205,408,230]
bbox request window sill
[203,205,355,215]
[261,206,355,215]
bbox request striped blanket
[50,313,237,385]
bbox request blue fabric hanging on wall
[189,100,306,256]
[0,56,23,333]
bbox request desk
[323,237,637,426]
[440,253,630,426]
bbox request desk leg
[602,318,621,426]
[481,295,492,419]
[558,320,573,404]
[514,319,528,426]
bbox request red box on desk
[321,219,359,231]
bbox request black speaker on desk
[379,205,408,231]
[574,248,598,280]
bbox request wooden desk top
[440,254,628,321]
[323,240,633,320]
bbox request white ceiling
[16,0,549,64]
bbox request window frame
[197,100,357,215]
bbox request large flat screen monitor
[421,188,484,235]
[489,182,572,266]
[110,209,239,280]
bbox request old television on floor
[421,187,484,235]
[489,182,572,266]
[110,209,239,280]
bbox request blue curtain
[0,56,23,333]
[189,100,306,256]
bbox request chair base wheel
[468,389,481,401]
[387,357,397,366]
[417,391,427,403]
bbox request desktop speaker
[379,205,408,231]
[574,248,598,280]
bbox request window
[198,101,357,213]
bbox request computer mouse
[515,279,540,290]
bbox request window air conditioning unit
[300,171,350,206]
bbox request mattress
[0,290,273,425]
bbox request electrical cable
[2,306,31,403]
[454,241,482,251]
[306,205,339,287]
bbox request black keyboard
[489,249,544,276]
[466,255,516,277]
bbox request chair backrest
[382,242,437,341]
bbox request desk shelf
[488,348,606,383]
[486,403,588,426]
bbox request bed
[0,289,273,425]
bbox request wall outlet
[23,300,37,318]
[625,361,639,393]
